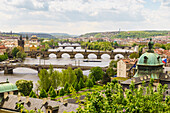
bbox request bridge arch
[114,54,124,60]
[61,53,71,58]
[101,54,111,59]
[88,53,97,59]
[49,53,57,58]
[75,53,84,59]
[13,67,38,73]
[35,52,44,58]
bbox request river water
[0,47,130,89]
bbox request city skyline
[0,0,170,35]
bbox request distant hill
[80,30,170,39]
[50,33,78,38]
[20,32,56,39]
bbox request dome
[137,52,164,66]
[0,83,18,93]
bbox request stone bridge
[58,45,81,49]
[0,64,108,74]
[25,50,134,59]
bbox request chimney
[47,97,51,101]
[4,92,8,99]
[60,97,63,102]
[18,92,21,102]
[25,96,29,103]
[43,98,47,104]
[9,91,13,95]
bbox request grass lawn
[111,77,128,81]
[55,84,104,100]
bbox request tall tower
[18,35,25,50]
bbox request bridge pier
[4,67,13,74]
[84,55,88,59]
[70,54,75,59]
[97,55,101,59]
[110,54,115,59]
[37,67,42,73]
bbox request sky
[0,0,170,35]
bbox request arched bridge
[0,64,108,74]
[25,50,135,59]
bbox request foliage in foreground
[16,80,33,96]
[76,81,170,113]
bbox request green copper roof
[0,83,18,93]
[137,52,164,66]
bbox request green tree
[86,79,93,89]
[129,52,139,59]
[64,82,69,93]
[48,86,57,99]
[102,73,111,84]
[74,82,80,92]
[38,69,50,91]
[16,80,33,96]
[59,88,65,96]
[89,67,104,81]
[74,68,84,82]
[12,47,19,58]
[109,60,117,68]
[106,68,115,77]
[79,78,85,89]
[29,90,37,98]
[16,51,26,59]
[39,89,48,98]
[77,82,169,113]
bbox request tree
[64,82,69,93]
[16,80,33,96]
[59,88,65,96]
[89,67,104,81]
[48,86,57,99]
[16,51,26,59]
[86,79,93,89]
[12,47,19,58]
[109,60,117,68]
[29,90,37,98]
[79,78,85,89]
[102,73,111,84]
[77,82,169,113]
[60,67,77,86]
[129,52,139,59]
[132,43,137,47]
[39,89,48,98]
[106,68,115,77]
[74,82,80,92]
[38,69,50,91]
[74,68,84,82]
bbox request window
[144,56,148,63]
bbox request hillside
[80,30,170,39]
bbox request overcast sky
[0,0,170,35]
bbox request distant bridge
[25,50,134,59]
[0,64,108,74]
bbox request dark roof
[2,95,78,113]
[121,74,170,85]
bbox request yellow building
[30,45,37,51]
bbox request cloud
[0,0,169,34]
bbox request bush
[48,86,57,99]
[29,90,37,98]
[59,88,65,96]
[86,79,93,89]
[79,78,85,89]
[39,89,48,98]
[16,80,33,96]
[74,82,80,92]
